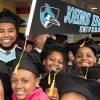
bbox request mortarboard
[95,41,100,45]
[56,73,100,100]
[12,53,46,77]
[87,66,100,80]
[55,34,68,43]
[0,8,25,31]
[94,41,100,54]
[26,40,34,46]
[66,37,100,56]
[0,73,12,99]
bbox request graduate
[66,37,100,77]
[29,34,50,63]
[40,38,66,100]
[40,38,66,73]
[0,8,25,76]
[11,54,49,100]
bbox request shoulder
[38,87,50,100]
[15,47,32,60]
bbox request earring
[35,84,39,87]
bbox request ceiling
[20,0,100,15]
[4,0,100,15]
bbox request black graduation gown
[0,47,29,77]
[29,49,41,63]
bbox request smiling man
[0,8,25,76]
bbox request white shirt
[0,45,17,63]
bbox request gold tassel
[80,37,90,48]
[84,67,89,79]
[13,36,28,74]
[48,73,57,97]
[48,72,51,85]
[80,41,85,47]
[13,62,20,74]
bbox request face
[0,80,4,100]
[25,44,33,53]
[45,88,59,100]
[68,51,74,61]
[11,69,39,100]
[74,46,96,68]
[0,23,17,51]
[43,51,64,72]
[61,92,87,100]
[96,78,100,82]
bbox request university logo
[40,4,60,28]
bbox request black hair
[40,45,66,63]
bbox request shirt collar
[34,47,42,53]
[0,45,17,53]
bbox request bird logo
[40,4,60,28]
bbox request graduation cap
[87,66,100,80]
[26,40,34,46]
[0,73,12,99]
[94,41,100,53]
[40,38,66,62]
[55,34,68,43]
[0,8,25,31]
[56,73,100,100]
[12,52,46,77]
[66,37,100,56]
[95,41,100,45]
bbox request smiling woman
[11,53,49,100]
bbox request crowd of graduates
[0,8,100,100]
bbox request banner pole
[25,0,37,36]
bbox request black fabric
[0,47,36,77]
[40,71,56,91]
[0,8,25,31]
[87,66,100,80]
[26,40,34,46]
[11,49,46,77]
[56,73,100,100]
[18,33,25,41]
[55,34,67,43]
[66,37,100,56]
[0,47,23,77]
[29,49,41,63]
[0,73,12,100]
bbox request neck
[0,45,16,53]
